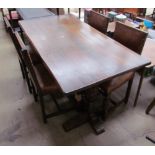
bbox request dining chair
[100,21,148,105]
[7,8,20,29]
[3,16,11,31]
[87,10,109,34]
[8,22,42,96]
[13,31,66,123]
[2,8,22,37]
[113,21,148,54]
[8,25,32,94]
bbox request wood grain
[19,15,150,94]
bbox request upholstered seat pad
[101,71,134,94]
[33,63,60,94]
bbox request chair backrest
[84,9,91,24]
[8,27,25,60]
[113,21,148,54]
[3,16,11,29]
[87,10,109,34]
[14,31,40,88]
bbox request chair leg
[24,67,32,94]
[52,95,61,111]
[20,31,25,43]
[30,80,38,102]
[38,93,47,123]
[19,61,25,79]
[146,98,155,114]
[134,68,145,107]
[124,77,134,104]
[79,8,81,19]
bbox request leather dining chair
[100,21,148,106]
[13,31,65,123]
[8,25,32,94]
[8,20,42,96]
[87,10,109,34]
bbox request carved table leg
[63,88,106,135]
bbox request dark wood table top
[16,8,54,20]
[19,15,150,94]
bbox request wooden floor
[0,12,155,146]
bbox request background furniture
[1,8,20,30]
[142,38,155,114]
[116,8,146,16]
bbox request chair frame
[13,31,74,123]
[100,21,148,107]
[87,10,109,34]
[8,26,32,94]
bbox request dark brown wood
[3,16,11,30]
[11,29,32,94]
[87,10,109,34]
[19,15,151,95]
[146,98,155,114]
[79,8,81,19]
[16,8,54,20]
[124,77,134,104]
[113,21,148,54]
[134,68,145,107]
[56,8,59,15]
[104,21,147,104]
[107,20,139,33]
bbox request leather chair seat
[33,63,60,94]
[101,71,134,94]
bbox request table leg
[56,8,59,15]
[63,89,106,135]
[79,8,81,19]
[134,68,145,107]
